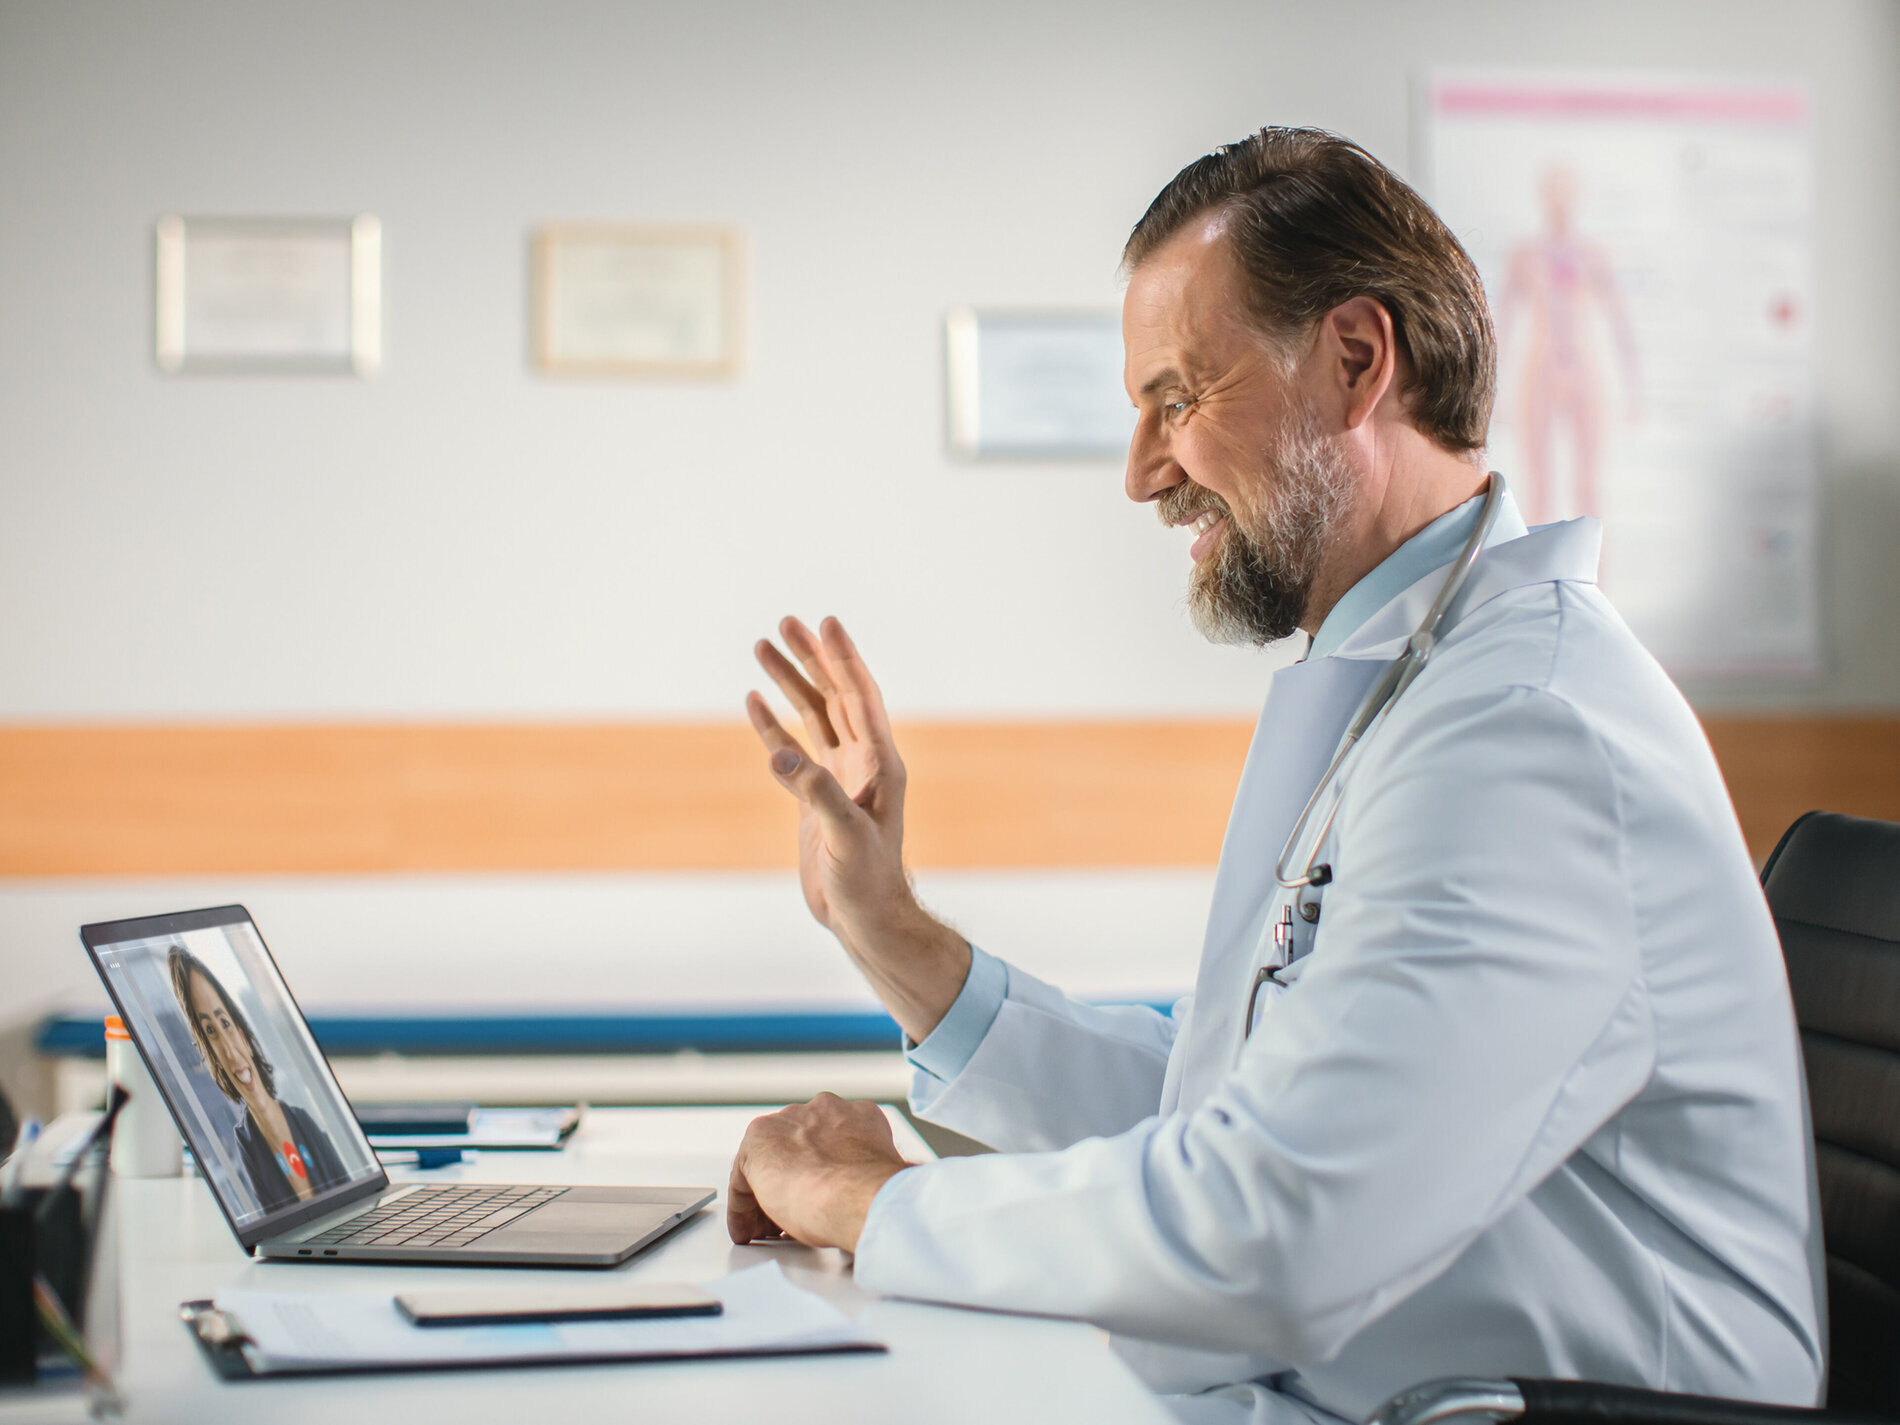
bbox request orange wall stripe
[1700,717,1900,863]
[0,718,1890,875]
[0,721,1252,875]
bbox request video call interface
[90,916,380,1229]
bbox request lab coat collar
[1309,486,1498,661]
[1327,507,1601,663]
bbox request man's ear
[1320,296,1399,431]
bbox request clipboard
[178,1302,885,1380]
[176,1263,886,1381]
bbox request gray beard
[1163,410,1358,647]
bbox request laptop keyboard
[303,1184,568,1250]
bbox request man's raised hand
[747,616,907,933]
[747,616,970,1044]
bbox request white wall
[3,0,1896,722]
[2,0,1897,1031]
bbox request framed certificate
[944,308,1135,460]
[532,225,743,378]
[154,216,381,375]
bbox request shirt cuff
[904,944,1008,1083]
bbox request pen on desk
[376,1148,468,1170]
[0,1118,42,1206]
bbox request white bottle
[104,1016,183,1177]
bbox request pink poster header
[1433,82,1806,125]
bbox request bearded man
[728,129,1824,1422]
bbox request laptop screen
[82,906,383,1243]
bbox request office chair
[1369,810,1900,1425]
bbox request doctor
[728,128,1823,1421]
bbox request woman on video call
[168,946,346,1214]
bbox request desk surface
[11,1107,1171,1424]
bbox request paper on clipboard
[205,1263,875,1373]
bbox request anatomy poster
[1421,73,1816,676]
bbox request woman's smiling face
[189,971,261,1100]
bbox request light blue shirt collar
[1306,493,1489,661]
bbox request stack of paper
[210,1263,878,1374]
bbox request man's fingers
[821,618,897,750]
[781,617,839,697]
[726,1147,784,1244]
[755,640,839,750]
[785,616,857,742]
[746,692,810,758]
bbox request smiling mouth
[1188,512,1226,561]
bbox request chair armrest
[1510,1380,1877,1425]
[1370,1378,1882,1425]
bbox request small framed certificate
[154,216,381,375]
[532,225,743,378]
[944,308,1135,460]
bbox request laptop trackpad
[485,1200,675,1242]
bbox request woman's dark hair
[168,946,277,1102]
[1123,126,1495,453]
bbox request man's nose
[1124,414,1181,504]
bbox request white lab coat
[855,501,1825,1421]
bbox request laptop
[80,905,715,1267]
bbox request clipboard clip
[179,1300,268,1378]
[180,1300,246,1348]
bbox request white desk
[25,1107,1172,1423]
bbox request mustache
[1156,481,1233,529]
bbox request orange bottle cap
[104,1015,130,1040]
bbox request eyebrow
[1138,367,1186,399]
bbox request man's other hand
[726,1093,912,1252]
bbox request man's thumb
[770,749,858,824]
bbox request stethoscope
[1240,471,1508,1048]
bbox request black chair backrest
[1761,810,1900,1414]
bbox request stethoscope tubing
[1243,472,1507,1056]
[1272,470,1509,894]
